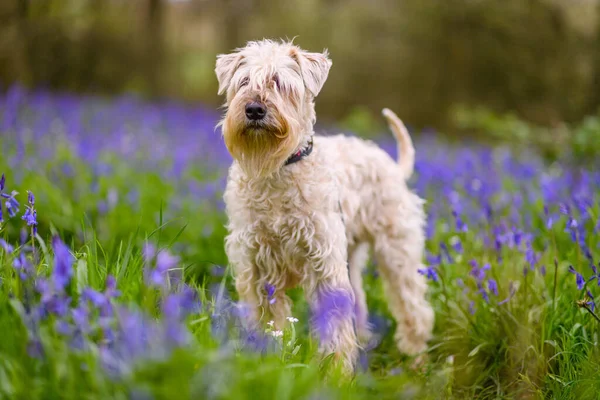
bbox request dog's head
[215,39,332,178]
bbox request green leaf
[468,343,486,358]
[76,258,88,294]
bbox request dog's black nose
[245,102,266,120]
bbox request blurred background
[1,0,600,159]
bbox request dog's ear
[215,52,243,95]
[292,49,332,97]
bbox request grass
[0,85,599,399]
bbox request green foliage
[452,104,600,163]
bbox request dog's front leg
[303,216,358,375]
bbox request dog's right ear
[215,52,243,95]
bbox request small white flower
[267,320,274,327]
[271,330,283,338]
[286,317,299,323]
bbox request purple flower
[22,208,37,226]
[52,236,74,291]
[440,242,453,264]
[568,266,585,291]
[13,252,33,280]
[524,242,540,271]
[488,279,498,296]
[0,174,5,191]
[451,210,468,233]
[144,244,180,288]
[451,237,463,254]
[162,287,200,321]
[418,265,439,282]
[72,304,91,334]
[425,252,442,266]
[2,190,19,217]
[311,289,354,344]
[55,320,72,335]
[82,288,107,308]
[470,261,490,282]
[264,283,276,304]
[0,239,14,253]
[586,290,596,312]
[142,243,156,262]
[22,190,38,235]
[105,275,120,298]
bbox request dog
[215,39,434,373]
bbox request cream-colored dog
[215,39,433,373]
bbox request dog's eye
[239,77,249,89]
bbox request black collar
[284,137,313,166]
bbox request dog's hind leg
[372,201,434,356]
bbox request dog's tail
[382,108,415,180]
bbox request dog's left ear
[215,52,243,95]
[292,49,332,97]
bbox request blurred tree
[147,0,165,95]
[587,1,600,115]
[1,0,599,135]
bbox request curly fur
[215,39,434,374]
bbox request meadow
[0,84,599,399]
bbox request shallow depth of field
[2,1,600,399]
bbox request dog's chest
[225,170,337,270]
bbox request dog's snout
[245,102,266,120]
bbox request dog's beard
[223,106,301,179]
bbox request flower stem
[582,303,600,323]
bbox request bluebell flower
[440,242,453,264]
[72,304,91,334]
[55,320,73,335]
[425,252,442,266]
[488,279,498,296]
[451,210,468,233]
[524,241,540,271]
[470,261,490,282]
[13,252,33,280]
[52,236,74,291]
[265,282,276,304]
[451,237,463,254]
[478,285,490,303]
[418,265,439,282]
[0,239,14,253]
[311,289,354,344]
[81,288,107,308]
[568,266,585,291]
[2,190,19,217]
[144,244,180,288]
[0,173,4,223]
[586,290,595,312]
[22,190,38,236]
[105,275,120,298]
